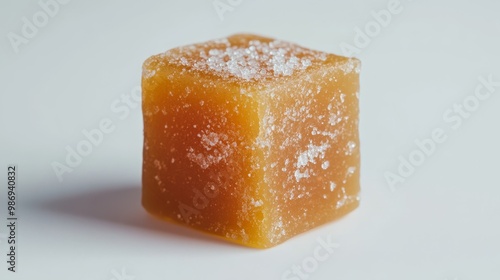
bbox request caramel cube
[142,34,360,248]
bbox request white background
[1,0,500,279]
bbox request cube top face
[143,33,359,85]
[142,34,360,248]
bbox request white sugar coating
[347,166,356,175]
[338,58,361,74]
[165,37,330,81]
[329,112,342,126]
[201,132,220,150]
[153,159,162,170]
[346,141,357,155]
[187,130,235,169]
[294,142,329,182]
[154,175,162,186]
[321,161,330,170]
[269,217,286,243]
[330,182,337,192]
[294,169,310,182]
[143,33,361,86]
[250,198,263,207]
[342,167,357,184]
[296,143,330,169]
[335,187,357,209]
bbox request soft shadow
[41,185,239,247]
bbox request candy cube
[141,34,360,248]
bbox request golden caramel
[142,34,360,248]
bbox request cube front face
[142,34,360,248]
[142,62,266,246]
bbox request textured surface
[142,34,361,248]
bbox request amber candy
[142,34,360,248]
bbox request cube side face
[142,58,268,247]
[258,58,361,245]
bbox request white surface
[1,0,500,279]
